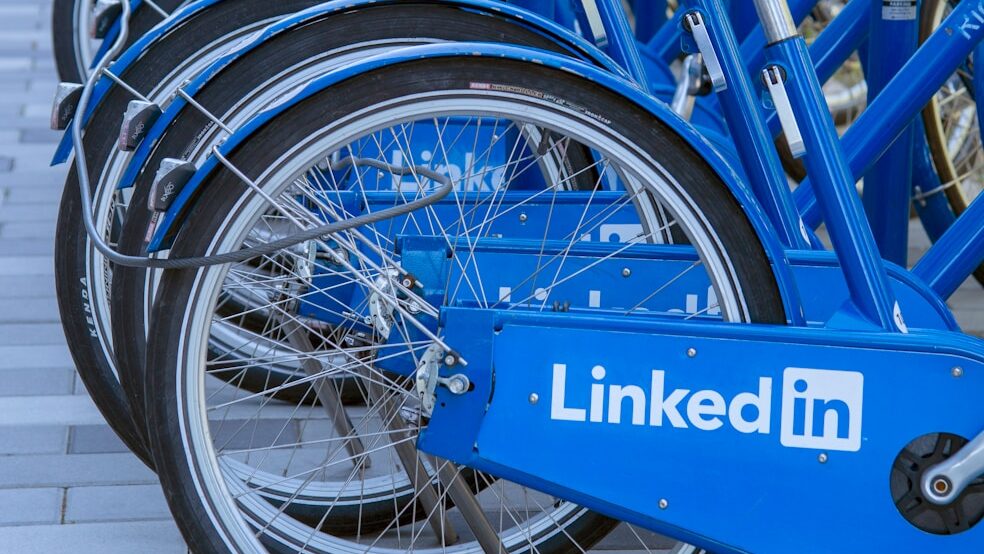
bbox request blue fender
[114,0,639,190]
[51,0,229,165]
[149,43,807,323]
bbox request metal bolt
[519,213,528,223]
[622,267,632,278]
[529,393,539,405]
[818,453,828,464]
[687,348,697,358]
[402,278,414,288]
[444,354,457,366]
[446,374,470,395]
[363,316,372,325]
[932,477,951,495]
[408,301,422,314]
[952,366,964,378]
[658,499,668,510]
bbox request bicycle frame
[410,3,984,551]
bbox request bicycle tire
[55,0,327,468]
[145,55,786,554]
[109,3,607,436]
[51,0,185,83]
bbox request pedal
[762,65,806,158]
[118,100,161,151]
[148,159,196,213]
[91,0,122,39]
[683,12,726,92]
[50,82,84,131]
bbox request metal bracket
[368,268,401,340]
[763,65,806,158]
[91,0,123,40]
[50,82,83,131]
[119,100,162,151]
[683,12,726,92]
[149,159,196,213]
[415,344,470,417]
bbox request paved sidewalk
[0,1,979,553]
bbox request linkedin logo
[780,368,864,452]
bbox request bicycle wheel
[920,0,983,284]
[109,3,615,434]
[145,55,785,553]
[55,0,326,467]
[51,0,186,82]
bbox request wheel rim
[165,90,758,552]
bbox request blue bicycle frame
[84,0,984,549]
[405,1,984,551]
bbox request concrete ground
[0,0,979,552]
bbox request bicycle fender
[148,43,805,323]
[114,0,634,190]
[51,0,227,165]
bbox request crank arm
[923,428,984,504]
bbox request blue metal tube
[691,1,809,249]
[859,0,920,266]
[976,42,984,143]
[794,0,984,228]
[913,192,984,299]
[739,0,822,80]
[767,37,901,330]
[574,0,651,89]
[632,0,667,43]
[762,0,870,136]
[646,9,686,65]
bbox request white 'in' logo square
[780,368,863,452]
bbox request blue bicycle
[56,0,984,551]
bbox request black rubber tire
[110,3,605,441]
[51,0,185,83]
[55,0,328,470]
[146,56,786,554]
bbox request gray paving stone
[0,453,155,488]
[64,484,171,523]
[0,274,55,297]
[0,344,71,369]
[213,418,301,450]
[0,426,66,455]
[19,128,59,143]
[0,201,56,220]
[4,185,62,203]
[0,255,51,274]
[0,520,187,554]
[595,524,676,550]
[68,425,130,455]
[0,220,55,239]
[0,297,58,323]
[0,395,104,426]
[0,323,66,345]
[0,168,67,187]
[0,367,74,396]
[0,487,61,524]
[0,237,54,255]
